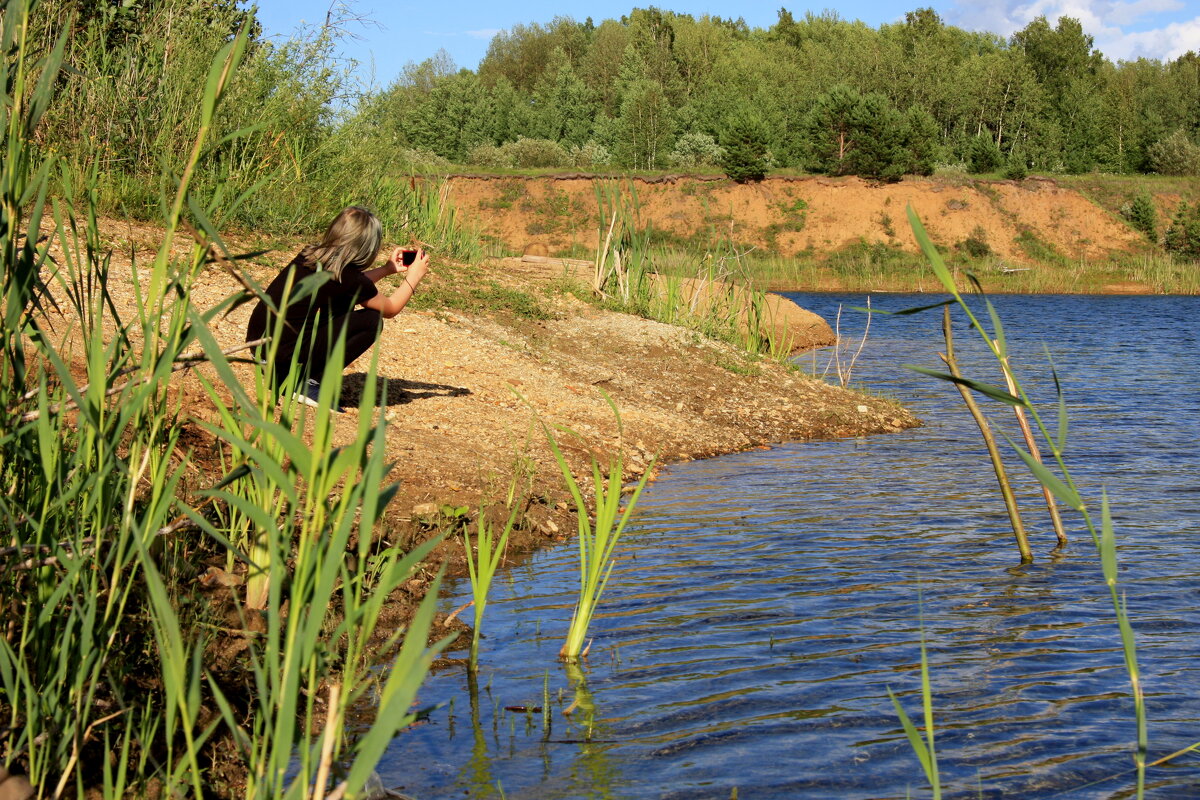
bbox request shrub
[968,136,1003,174]
[1123,192,1158,242]
[466,143,513,168]
[1003,148,1029,180]
[568,140,613,169]
[398,147,453,171]
[720,112,771,183]
[668,132,725,170]
[1148,130,1200,176]
[503,137,570,169]
[1164,202,1200,260]
[957,225,992,258]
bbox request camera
[401,249,418,266]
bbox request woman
[245,206,430,411]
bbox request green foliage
[503,136,572,168]
[614,78,676,170]
[956,225,992,258]
[968,136,1004,173]
[803,85,908,181]
[1123,192,1158,241]
[669,132,725,169]
[906,204,1149,795]
[1164,201,1200,260]
[543,403,655,662]
[1003,148,1030,180]
[903,105,942,176]
[569,140,614,168]
[1,9,450,798]
[1148,129,1200,176]
[719,111,771,182]
[462,507,518,663]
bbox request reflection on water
[384,294,1200,799]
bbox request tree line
[23,0,1200,236]
[372,7,1200,181]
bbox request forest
[26,1,1200,233]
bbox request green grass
[1,6,455,795]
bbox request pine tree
[968,136,1003,173]
[1164,202,1200,260]
[1125,192,1157,241]
[902,105,941,176]
[719,111,770,183]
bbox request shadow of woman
[340,372,471,408]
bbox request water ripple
[387,295,1200,799]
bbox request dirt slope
[448,174,1147,266]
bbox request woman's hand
[387,246,408,275]
[406,248,431,286]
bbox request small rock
[412,502,438,517]
[857,405,870,413]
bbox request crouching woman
[245,206,430,411]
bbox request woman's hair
[300,206,383,281]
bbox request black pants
[269,307,382,387]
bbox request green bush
[1164,201,1200,260]
[466,143,513,168]
[1149,130,1200,176]
[568,139,613,169]
[957,225,992,258]
[504,136,571,168]
[1123,192,1158,241]
[669,132,725,169]
[1003,148,1029,180]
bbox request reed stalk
[938,306,1031,562]
[462,506,518,667]
[998,348,1067,547]
[902,205,1147,795]
[1,3,457,794]
[544,399,655,662]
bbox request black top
[245,254,379,348]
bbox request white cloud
[466,28,501,40]
[945,0,1198,61]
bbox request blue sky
[254,0,1200,90]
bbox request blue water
[384,294,1200,799]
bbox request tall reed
[591,182,788,358]
[544,398,655,662]
[1,2,451,795]
[898,205,1147,795]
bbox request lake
[383,293,1200,799]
